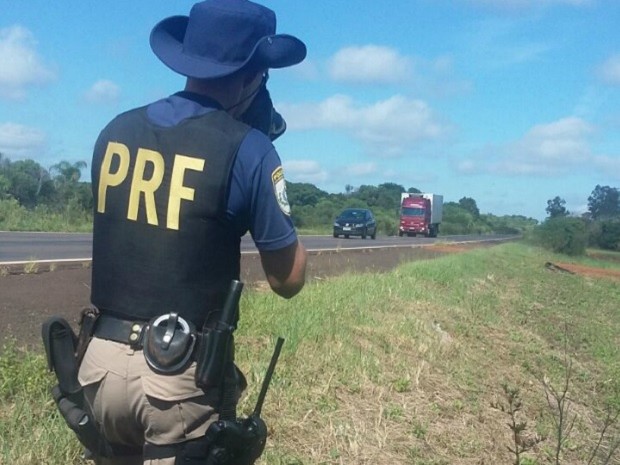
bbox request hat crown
[149,0,305,79]
[183,0,276,66]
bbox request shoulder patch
[271,166,291,216]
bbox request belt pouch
[41,317,81,396]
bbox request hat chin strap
[225,74,266,113]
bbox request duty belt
[93,314,148,349]
[93,313,203,350]
[94,313,208,376]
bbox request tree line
[286,181,536,236]
[0,154,93,231]
[539,186,620,254]
[1,154,619,254]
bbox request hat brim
[150,16,307,79]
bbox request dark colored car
[333,208,377,239]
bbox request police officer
[78,0,308,463]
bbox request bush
[593,220,620,251]
[375,212,398,236]
[0,198,92,232]
[534,216,587,256]
[587,220,602,247]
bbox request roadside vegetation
[1,242,619,464]
[3,154,620,255]
[0,153,537,236]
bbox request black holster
[41,313,137,458]
[42,317,81,396]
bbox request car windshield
[401,207,425,216]
[339,210,366,220]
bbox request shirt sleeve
[227,129,298,252]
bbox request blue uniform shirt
[146,92,297,252]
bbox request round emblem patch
[271,166,291,215]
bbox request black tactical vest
[90,106,250,326]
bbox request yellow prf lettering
[128,148,165,225]
[167,154,205,230]
[98,142,130,213]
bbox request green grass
[1,242,619,464]
[0,341,85,464]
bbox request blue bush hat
[149,0,307,79]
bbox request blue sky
[1,0,619,221]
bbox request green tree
[590,220,620,251]
[1,159,50,208]
[458,196,480,219]
[535,217,587,256]
[587,185,619,220]
[546,196,569,218]
[50,160,87,184]
[442,202,476,234]
[49,160,90,210]
[375,182,405,210]
[0,153,10,200]
[483,214,536,234]
[355,185,380,207]
[286,181,328,207]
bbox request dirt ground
[546,261,620,281]
[2,241,616,350]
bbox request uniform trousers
[78,337,219,465]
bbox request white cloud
[572,86,608,119]
[503,42,554,65]
[290,58,320,80]
[283,159,328,184]
[597,55,620,86]
[520,117,593,157]
[0,122,47,157]
[459,117,596,176]
[410,54,472,98]
[346,162,377,177]
[468,20,554,67]
[327,47,470,97]
[592,155,620,180]
[83,79,121,104]
[456,159,478,174]
[328,45,412,84]
[0,25,56,100]
[279,94,450,157]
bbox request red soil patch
[551,262,620,282]
[430,243,486,253]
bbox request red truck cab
[398,193,443,238]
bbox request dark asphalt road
[0,231,518,263]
